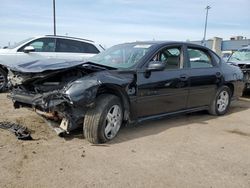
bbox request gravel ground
[0,93,250,188]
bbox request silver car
[0,35,104,91]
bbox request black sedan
[8,41,244,143]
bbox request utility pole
[53,0,56,35]
[202,5,211,46]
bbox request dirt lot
[0,93,250,188]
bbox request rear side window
[18,38,56,52]
[188,48,213,68]
[56,39,99,54]
[84,43,100,53]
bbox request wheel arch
[0,64,8,73]
[96,84,131,121]
[224,82,234,97]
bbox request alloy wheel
[104,105,122,139]
[217,90,229,112]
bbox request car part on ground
[8,41,244,144]
[0,121,33,140]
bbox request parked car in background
[8,41,244,144]
[227,46,250,91]
[0,35,104,92]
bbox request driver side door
[136,45,189,118]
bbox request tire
[83,94,123,144]
[0,67,7,92]
[208,86,231,116]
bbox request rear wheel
[0,68,7,92]
[83,94,123,144]
[209,86,231,115]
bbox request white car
[0,35,104,91]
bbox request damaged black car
[7,42,244,143]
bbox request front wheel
[208,86,231,116]
[83,94,123,144]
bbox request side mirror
[23,46,35,53]
[147,61,165,71]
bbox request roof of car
[43,35,95,43]
[120,41,209,49]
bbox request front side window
[8,37,34,49]
[151,47,181,70]
[188,48,213,68]
[18,38,56,52]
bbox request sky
[0,0,250,47]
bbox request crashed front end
[236,64,250,89]
[8,66,100,135]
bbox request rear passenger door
[55,39,100,61]
[185,45,222,108]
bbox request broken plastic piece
[0,121,33,140]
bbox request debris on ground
[0,121,33,140]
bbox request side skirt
[137,106,209,123]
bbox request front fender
[64,71,135,107]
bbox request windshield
[7,37,34,49]
[88,43,153,69]
[229,49,250,62]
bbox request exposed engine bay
[9,68,87,93]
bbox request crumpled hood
[7,59,86,73]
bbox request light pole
[202,5,211,46]
[53,0,56,35]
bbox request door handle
[179,74,188,81]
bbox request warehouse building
[191,36,250,57]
